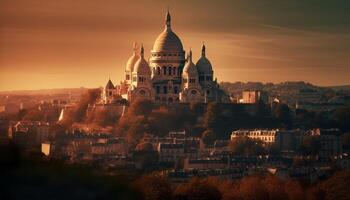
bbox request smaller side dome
[196,43,213,75]
[126,43,140,72]
[183,50,198,77]
[105,79,115,89]
[133,45,151,75]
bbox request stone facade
[101,10,228,105]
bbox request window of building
[173,67,176,75]
[157,67,161,75]
[139,90,146,95]
[168,67,172,75]
[199,76,204,81]
[163,86,167,94]
[126,74,130,80]
[174,86,178,94]
[156,86,160,94]
[163,66,166,75]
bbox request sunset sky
[1,0,349,91]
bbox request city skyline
[1,0,350,91]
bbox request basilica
[101,10,228,105]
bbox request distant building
[231,129,305,151]
[9,121,51,146]
[231,129,279,144]
[240,90,268,104]
[157,143,185,163]
[91,138,127,156]
[297,88,321,103]
[310,128,342,160]
[183,158,228,170]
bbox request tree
[285,180,305,200]
[174,178,222,200]
[273,103,291,127]
[134,142,158,169]
[333,106,350,132]
[254,99,271,117]
[73,89,101,122]
[22,109,45,121]
[239,176,269,200]
[202,130,216,146]
[319,171,350,200]
[134,174,172,200]
[262,175,288,200]
[203,102,220,130]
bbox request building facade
[101,10,228,104]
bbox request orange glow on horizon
[1,0,349,91]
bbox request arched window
[163,66,166,75]
[168,67,172,75]
[157,67,161,75]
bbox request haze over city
[1,0,349,91]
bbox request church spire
[189,48,192,62]
[132,42,137,54]
[140,43,144,58]
[201,41,206,57]
[165,7,171,30]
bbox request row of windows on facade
[156,86,179,94]
[154,66,181,76]
[155,97,180,103]
[152,53,183,57]
[126,67,213,80]
[183,78,196,83]
[131,76,147,82]
[199,76,213,81]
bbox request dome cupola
[196,43,213,75]
[126,42,140,72]
[133,45,151,75]
[152,9,184,53]
[183,50,198,77]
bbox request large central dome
[152,10,183,53]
